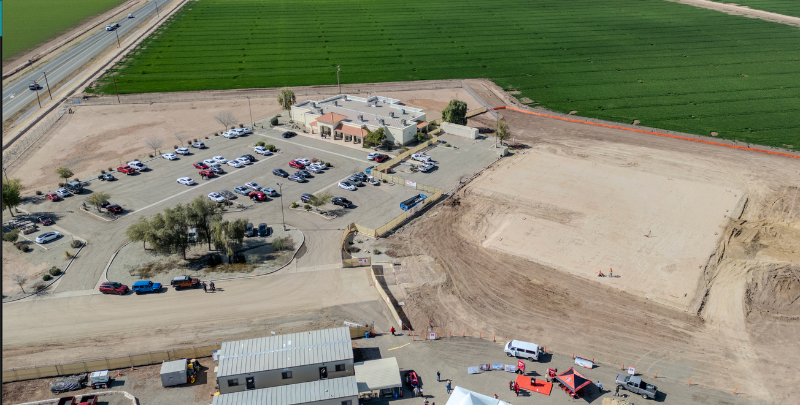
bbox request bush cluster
[71,240,83,248]
[49,267,62,276]
[256,141,265,147]
[42,274,52,281]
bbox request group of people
[202,281,215,292]
[508,380,521,396]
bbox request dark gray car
[258,223,268,237]
[219,190,236,199]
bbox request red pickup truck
[117,165,136,175]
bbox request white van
[504,340,540,361]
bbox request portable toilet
[160,359,188,387]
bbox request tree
[309,191,333,210]
[174,133,190,146]
[2,178,24,217]
[144,136,164,155]
[3,229,20,243]
[365,127,387,146]
[277,88,296,110]
[188,196,223,251]
[213,218,247,263]
[164,204,191,260]
[214,111,237,131]
[10,271,28,293]
[442,99,467,125]
[87,192,111,213]
[414,131,427,142]
[126,217,153,250]
[55,167,74,181]
[495,119,509,147]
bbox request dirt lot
[378,106,800,404]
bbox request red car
[106,204,123,214]
[45,193,61,201]
[193,162,208,169]
[199,169,215,178]
[250,191,267,201]
[38,216,54,225]
[289,160,305,169]
[99,282,128,295]
[117,165,136,175]
[375,154,390,163]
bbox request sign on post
[628,367,636,376]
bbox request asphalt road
[2,0,169,123]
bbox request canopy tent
[555,367,592,393]
[354,357,402,392]
[446,386,513,405]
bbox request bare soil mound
[746,265,800,319]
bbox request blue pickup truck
[132,280,162,294]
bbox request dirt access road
[667,0,800,27]
[379,105,800,404]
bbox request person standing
[446,380,452,394]
[419,387,423,397]
[437,371,440,382]
[509,381,514,391]
[597,381,603,393]
[515,385,520,396]
[614,385,620,396]
[210,281,215,292]
[610,268,613,278]
[202,282,207,293]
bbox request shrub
[311,158,319,163]
[149,154,154,158]
[402,147,409,152]
[49,267,62,276]
[382,179,387,183]
[42,274,52,281]
[270,117,278,126]
[230,126,236,130]
[265,144,277,152]
[325,162,331,167]
[256,141,265,147]
[58,182,65,187]
[303,204,311,210]
[205,136,209,139]
[71,240,83,248]
[362,144,371,149]
[193,138,198,143]
[272,236,295,251]
[291,202,298,208]
[64,251,73,259]
[446,143,452,147]
[35,190,42,195]
[387,145,393,151]
[288,119,294,124]
[108,167,113,172]
[276,113,282,117]
[100,169,106,174]
[33,281,47,292]
[373,249,380,255]
[3,229,20,243]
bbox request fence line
[2,109,68,170]
[2,344,220,383]
[371,266,404,329]
[374,135,439,173]
[461,81,500,119]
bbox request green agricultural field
[94,0,800,150]
[708,0,800,18]
[3,0,129,61]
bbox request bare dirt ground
[379,107,800,404]
[666,0,800,27]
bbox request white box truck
[504,340,541,361]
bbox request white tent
[445,386,513,405]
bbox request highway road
[2,0,169,123]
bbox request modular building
[160,359,187,387]
[216,327,354,394]
[212,376,358,405]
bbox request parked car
[203,159,217,166]
[199,169,215,179]
[616,375,657,399]
[237,127,253,134]
[351,172,368,181]
[191,142,206,148]
[241,154,256,162]
[338,181,356,191]
[308,166,324,174]
[245,222,254,237]
[208,192,225,203]
[128,161,147,171]
[209,166,224,174]
[375,154,390,163]
[273,168,289,177]
[411,153,432,163]
[36,231,62,243]
[347,176,365,186]
[177,177,195,186]
[132,280,161,294]
[297,170,312,178]
[106,204,123,214]
[64,180,83,194]
[296,158,311,165]
[236,157,251,165]
[222,131,238,139]
[175,147,190,155]
[227,160,243,168]
[45,193,61,201]
[309,162,326,171]
[162,153,178,160]
[38,216,54,225]
[100,201,112,209]
[263,188,278,197]
[171,275,200,290]
[418,162,435,172]
[250,191,268,201]
[300,193,313,203]
[245,182,261,191]
[332,197,352,208]
[56,189,71,198]
[193,162,208,169]
[213,156,227,163]
[99,173,116,181]
[367,152,380,160]
[504,340,541,361]
[281,131,296,138]
[289,160,305,169]
[117,165,136,175]
[233,186,252,196]
[254,146,272,155]
[219,190,236,200]
[258,223,268,236]
[288,175,306,183]
[99,282,128,295]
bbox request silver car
[219,190,236,199]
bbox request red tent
[554,367,592,397]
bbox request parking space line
[388,342,411,351]
[258,132,373,166]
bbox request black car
[281,131,297,138]
[98,173,116,181]
[300,193,313,203]
[258,223,268,237]
[351,172,368,181]
[29,83,42,91]
[332,197,352,208]
[273,168,289,177]
[241,154,255,162]
[347,176,365,186]
[297,170,312,178]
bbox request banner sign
[406,180,417,188]
[575,357,594,369]
[628,367,636,376]
[504,365,517,373]
[358,258,369,264]
[517,360,526,372]
[492,363,504,371]
[467,367,481,374]
[479,364,491,371]
[429,332,437,340]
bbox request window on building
[342,401,352,405]
[227,379,239,387]
[282,371,293,379]
[335,364,345,372]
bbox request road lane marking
[388,343,411,351]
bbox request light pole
[247,96,253,126]
[154,0,160,17]
[337,65,341,94]
[3,167,8,181]
[32,82,42,108]
[277,182,285,231]
[42,71,53,99]
[114,29,121,47]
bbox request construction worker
[390,326,396,336]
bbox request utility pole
[42,71,53,99]
[114,29,121,47]
[112,76,121,103]
[154,0,160,16]
[33,83,42,108]
[2,167,8,181]
[247,96,253,126]
[277,182,286,231]
[337,65,341,94]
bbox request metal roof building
[212,376,358,405]
[353,357,402,393]
[217,327,355,394]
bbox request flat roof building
[211,376,358,405]
[216,327,354,394]
[291,95,428,146]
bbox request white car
[36,231,62,244]
[308,166,324,174]
[296,158,311,165]
[222,131,238,139]
[177,177,195,185]
[411,153,432,163]
[213,156,227,164]
[208,192,226,203]
[162,153,178,160]
[338,181,356,191]
[207,161,220,168]
[254,146,272,155]
[175,147,190,155]
[367,152,380,160]
[227,160,243,168]
[418,162,435,172]
[236,157,251,165]
[128,161,147,171]
[236,127,252,135]
[55,189,71,198]
[203,159,216,166]
[309,162,326,171]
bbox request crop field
[708,0,800,18]
[3,0,129,61]
[93,0,800,149]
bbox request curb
[2,243,86,304]
[104,241,132,282]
